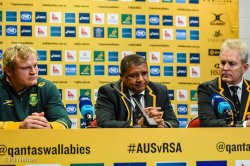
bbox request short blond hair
[220,39,249,63]
[3,43,37,70]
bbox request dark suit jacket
[95,80,179,128]
[198,77,250,127]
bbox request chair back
[186,116,200,128]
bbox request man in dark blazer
[198,39,250,127]
[96,54,179,128]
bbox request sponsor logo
[190,53,200,64]
[79,13,90,24]
[190,90,198,101]
[211,63,219,76]
[50,26,61,37]
[178,118,188,128]
[190,30,199,40]
[176,16,186,27]
[79,26,90,38]
[114,163,146,166]
[163,29,173,40]
[177,104,188,115]
[38,64,47,75]
[190,66,200,77]
[164,66,173,76]
[176,29,186,40]
[177,53,186,63]
[122,14,132,25]
[50,12,61,23]
[65,64,76,76]
[190,104,198,115]
[80,89,91,98]
[163,52,174,63]
[149,15,160,25]
[108,65,119,76]
[162,15,173,26]
[20,26,32,36]
[156,162,187,166]
[51,64,62,76]
[176,0,186,3]
[149,52,160,63]
[65,89,77,100]
[168,90,174,100]
[108,27,118,38]
[6,25,17,36]
[149,29,160,39]
[66,104,77,115]
[6,11,17,22]
[150,66,160,76]
[79,51,91,62]
[65,12,75,23]
[65,50,76,62]
[0,11,2,22]
[65,26,76,37]
[35,12,47,22]
[35,26,47,37]
[37,50,47,61]
[189,0,199,4]
[136,15,146,25]
[80,65,91,76]
[94,51,105,62]
[136,28,146,39]
[107,13,118,25]
[162,0,172,2]
[0,26,2,36]
[122,28,132,38]
[108,51,119,62]
[208,49,220,56]
[177,90,187,100]
[177,66,187,77]
[189,16,199,27]
[93,27,104,38]
[196,160,227,166]
[210,13,225,25]
[94,65,105,76]
[50,50,62,61]
[20,11,32,22]
[93,13,104,24]
[208,29,225,42]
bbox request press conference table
[0,128,249,165]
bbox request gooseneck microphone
[110,83,158,128]
[207,84,240,126]
[211,94,233,124]
[207,85,236,113]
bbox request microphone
[207,85,237,126]
[110,83,158,128]
[211,94,233,118]
[79,95,95,127]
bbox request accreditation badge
[29,94,38,106]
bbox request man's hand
[20,112,51,129]
[137,107,165,128]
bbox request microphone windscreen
[79,96,94,117]
[211,94,227,108]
